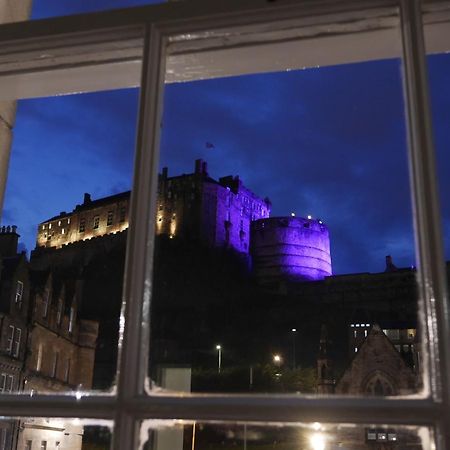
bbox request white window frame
[0,1,448,450]
[13,327,21,358]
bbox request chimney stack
[0,225,20,257]
[83,193,91,204]
[385,255,398,272]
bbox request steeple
[317,324,335,394]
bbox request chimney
[0,225,20,257]
[202,160,208,176]
[162,167,168,179]
[194,159,203,175]
[385,255,398,272]
[83,193,91,204]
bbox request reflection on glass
[149,53,420,395]
[141,421,429,450]
[2,89,138,393]
[0,419,111,450]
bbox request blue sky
[3,0,450,275]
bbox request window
[15,280,24,306]
[61,228,65,234]
[6,326,13,354]
[64,359,70,383]
[51,353,58,378]
[0,374,6,392]
[56,299,63,325]
[119,206,126,222]
[6,375,13,392]
[69,307,75,334]
[93,216,100,229]
[42,291,49,318]
[107,211,114,226]
[25,440,32,450]
[13,328,21,357]
[48,223,51,230]
[0,1,448,449]
[36,344,43,372]
[79,218,86,233]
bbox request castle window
[48,223,52,229]
[25,441,32,450]
[354,347,358,353]
[42,225,45,230]
[119,207,126,223]
[15,280,23,307]
[41,441,47,450]
[107,211,114,226]
[353,330,357,338]
[93,216,100,229]
[58,220,61,226]
[67,218,71,224]
[6,375,13,392]
[79,219,86,233]
[364,330,368,337]
[61,228,65,234]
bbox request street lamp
[216,344,222,373]
[273,354,282,365]
[291,328,297,369]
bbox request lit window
[107,210,114,226]
[119,207,126,223]
[354,347,358,353]
[48,223,52,229]
[364,330,368,337]
[93,216,100,229]
[15,280,23,306]
[353,330,357,338]
[61,228,65,234]
[67,218,70,224]
[58,220,61,226]
[79,218,86,233]
[41,225,45,231]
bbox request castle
[35,159,333,284]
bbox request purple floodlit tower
[250,216,332,284]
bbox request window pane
[3,89,139,393]
[31,0,167,20]
[148,8,424,396]
[12,419,112,450]
[141,421,431,450]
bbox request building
[35,159,271,256]
[0,226,29,450]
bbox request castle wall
[251,217,332,284]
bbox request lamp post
[216,344,222,373]
[291,328,297,369]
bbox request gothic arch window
[364,372,396,397]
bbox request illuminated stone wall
[37,160,271,255]
[251,216,332,284]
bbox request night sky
[3,0,450,275]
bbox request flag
[205,142,215,149]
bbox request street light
[216,344,222,373]
[291,328,297,369]
[273,354,282,365]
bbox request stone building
[35,159,271,256]
[17,270,99,450]
[0,226,30,449]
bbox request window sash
[0,1,447,450]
